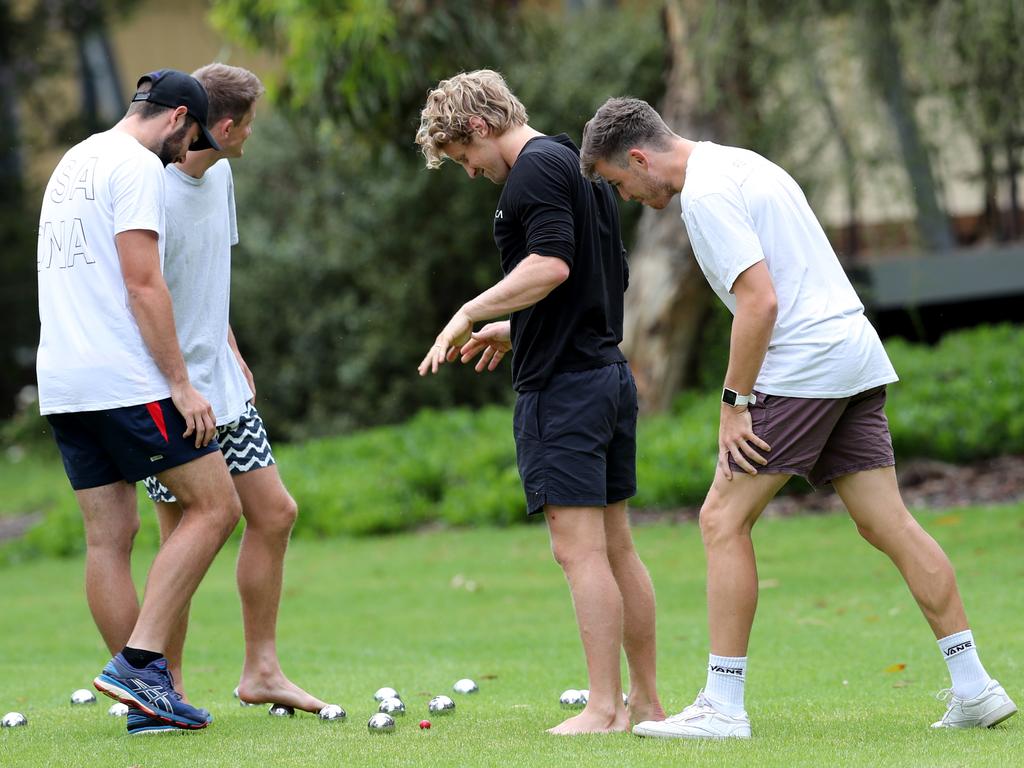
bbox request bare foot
[236,673,329,714]
[546,710,629,735]
[627,696,667,727]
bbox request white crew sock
[938,629,991,699]
[704,654,747,715]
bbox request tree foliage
[1,0,139,418]
[210,0,516,143]
[220,5,666,439]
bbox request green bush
[278,406,523,537]
[278,323,1024,528]
[885,324,1024,462]
[4,324,1023,563]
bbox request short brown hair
[192,63,265,126]
[580,97,674,180]
[415,70,528,169]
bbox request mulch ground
[630,454,1024,525]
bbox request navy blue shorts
[513,361,638,515]
[46,398,221,490]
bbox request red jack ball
[419,719,431,729]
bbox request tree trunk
[860,0,955,253]
[72,8,124,132]
[622,0,717,412]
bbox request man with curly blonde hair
[416,70,665,735]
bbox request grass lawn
[0,503,1021,767]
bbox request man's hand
[458,321,512,373]
[171,382,217,448]
[418,308,474,376]
[718,405,771,480]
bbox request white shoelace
[665,692,715,723]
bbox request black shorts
[46,398,221,490]
[513,361,638,515]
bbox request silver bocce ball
[107,702,130,717]
[379,697,406,716]
[268,704,295,717]
[367,712,396,733]
[233,688,256,708]
[70,688,97,705]
[559,689,585,709]
[318,704,346,721]
[1,712,27,728]
[428,695,456,715]
[373,687,399,702]
[452,678,479,694]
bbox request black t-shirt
[494,134,628,392]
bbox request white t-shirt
[680,142,898,398]
[37,130,171,414]
[163,160,252,426]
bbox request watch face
[722,388,737,406]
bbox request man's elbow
[123,277,160,307]
[547,257,571,287]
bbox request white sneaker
[931,679,1017,729]
[632,691,751,739]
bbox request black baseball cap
[131,69,221,151]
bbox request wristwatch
[722,387,757,407]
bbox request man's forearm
[128,283,190,389]
[462,254,568,323]
[723,302,776,395]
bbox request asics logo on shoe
[130,679,173,710]
[944,640,973,656]
[709,665,744,677]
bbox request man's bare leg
[700,470,790,656]
[602,501,664,726]
[833,466,968,637]
[154,501,190,698]
[545,504,629,735]
[232,465,327,712]
[78,481,141,654]
[125,452,241,651]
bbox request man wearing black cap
[37,69,241,731]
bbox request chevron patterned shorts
[142,402,275,503]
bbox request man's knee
[605,535,637,570]
[550,537,606,572]
[221,493,244,533]
[698,494,746,548]
[84,513,140,553]
[855,511,926,555]
[181,489,243,536]
[247,492,298,537]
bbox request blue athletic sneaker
[93,654,212,729]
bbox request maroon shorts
[727,385,895,487]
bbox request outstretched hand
[418,309,474,376]
[458,321,512,373]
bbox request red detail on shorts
[146,401,169,443]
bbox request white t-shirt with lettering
[680,142,898,398]
[37,129,170,414]
[163,160,251,426]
